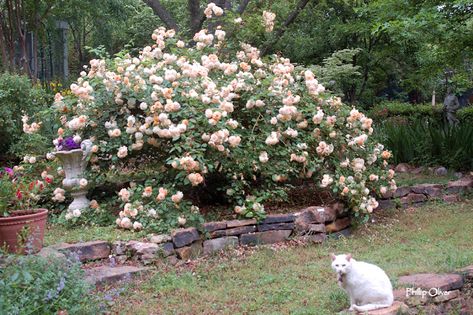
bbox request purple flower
[57,277,65,292]
[64,137,81,150]
[3,167,14,177]
[56,136,81,151]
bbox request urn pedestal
[55,140,93,211]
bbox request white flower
[79,178,88,188]
[178,216,187,226]
[351,158,365,172]
[118,188,130,202]
[320,174,333,188]
[28,156,37,164]
[133,221,143,230]
[171,191,184,203]
[72,209,81,217]
[228,135,241,147]
[120,217,132,229]
[265,132,279,145]
[46,152,56,160]
[117,146,128,159]
[259,151,269,163]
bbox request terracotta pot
[0,208,48,254]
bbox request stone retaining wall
[112,202,350,264]
[377,176,473,210]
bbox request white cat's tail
[353,303,392,312]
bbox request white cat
[330,253,393,313]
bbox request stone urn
[55,140,93,211]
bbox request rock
[323,202,346,222]
[126,241,160,264]
[55,240,111,262]
[435,166,448,176]
[443,194,460,203]
[400,193,427,205]
[36,247,66,260]
[294,206,326,234]
[393,288,407,302]
[257,222,295,232]
[171,227,200,248]
[398,273,464,291]
[115,255,127,264]
[159,242,175,257]
[149,234,172,244]
[325,217,351,233]
[175,241,202,260]
[85,265,151,286]
[362,301,408,315]
[203,236,239,254]
[328,228,351,239]
[433,290,460,303]
[210,225,256,238]
[112,241,127,255]
[457,265,473,278]
[261,213,296,224]
[308,223,326,233]
[447,176,473,194]
[166,255,179,266]
[376,199,395,210]
[411,183,443,197]
[226,219,257,228]
[380,190,394,199]
[126,241,159,255]
[202,221,227,232]
[412,167,425,175]
[240,230,292,246]
[394,186,412,198]
[395,163,411,173]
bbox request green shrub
[0,253,97,314]
[0,73,51,157]
[457,106,473,124]
[376,119,473,170]
[369,101,443,122]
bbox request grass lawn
[105,200,473,314]
[394,172,457,187]
[43,225,143,246]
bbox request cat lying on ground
[331,253,393,312]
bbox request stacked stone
[377,176,473,210]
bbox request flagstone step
[85,265,151,286]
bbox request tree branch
[143,0,179,32]
[237,0,250,14]
[188,0,201,37]
[260,0,312,56]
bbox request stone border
[377,176,473,210]
[41,202,350,266]
[391,266,473,315]
[113,202,351,263]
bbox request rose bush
[30,4,396,232]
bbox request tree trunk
[143,0,180,32]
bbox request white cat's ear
[346,253,352,261]
[330,253,336,261]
